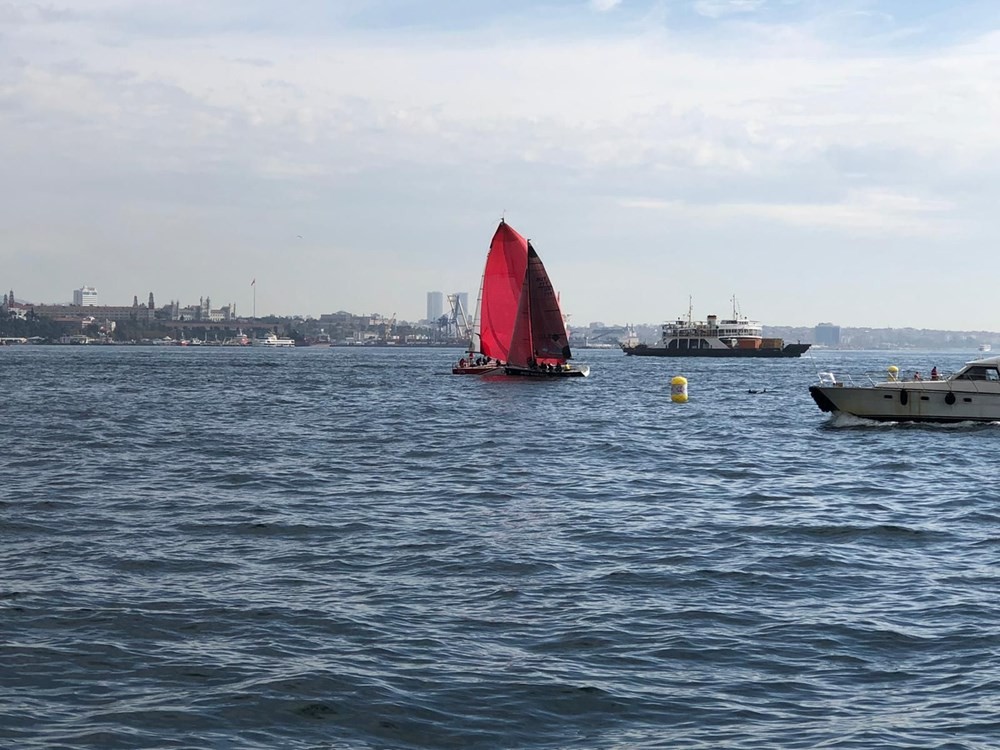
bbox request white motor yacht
[810,356,1000,423]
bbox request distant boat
[979,343,991,352]
[222,330,250,346]
[501,241,589,378]
[452,220,528,375]
[252,333,295,347]
[621,297,810,358]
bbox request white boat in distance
[252,333,296,347]
[809,356,1000,423]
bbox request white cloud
[590,0,623,12]
[620,189,958,236]
[694,0,766,19]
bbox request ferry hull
[623,343,810,358]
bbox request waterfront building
[168,296,236,322]
[32,303,155,325]
[73,286,98,306]
[2,289,28,319]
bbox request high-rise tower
[426,291,444,323]
[73,286,98,306]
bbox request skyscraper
[814,323,841,347]
[73,286,98,306]
[427,291,444,323]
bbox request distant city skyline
[4,2,1000,328]
[7,282,475,324]
[9,281,1000,336]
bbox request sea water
[1,346,998,749]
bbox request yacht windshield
[955,366,1000,381]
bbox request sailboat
[452,220,529,374]
[502,241,589,378]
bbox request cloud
[694,0,766,19]
[590,0,622,12]
[620,189,958,236]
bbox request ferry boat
[252,332,296,347]
[621,299,810,358]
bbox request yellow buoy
[887,365,899,382]
[671,375,688,403]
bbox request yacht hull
[809,384,1000,423]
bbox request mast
[469,251,487,355]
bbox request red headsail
[477,221,529,362]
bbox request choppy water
[2,345,999,749]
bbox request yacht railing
[815,370,953,387]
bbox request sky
[3,0,1000,328]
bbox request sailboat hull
[452,364,504,375]
[502,365,590,378]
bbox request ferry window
[989,369,1000,382]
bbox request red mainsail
[477,221,529,362]
[507,242,572,368]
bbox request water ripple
[2,347,999,748]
